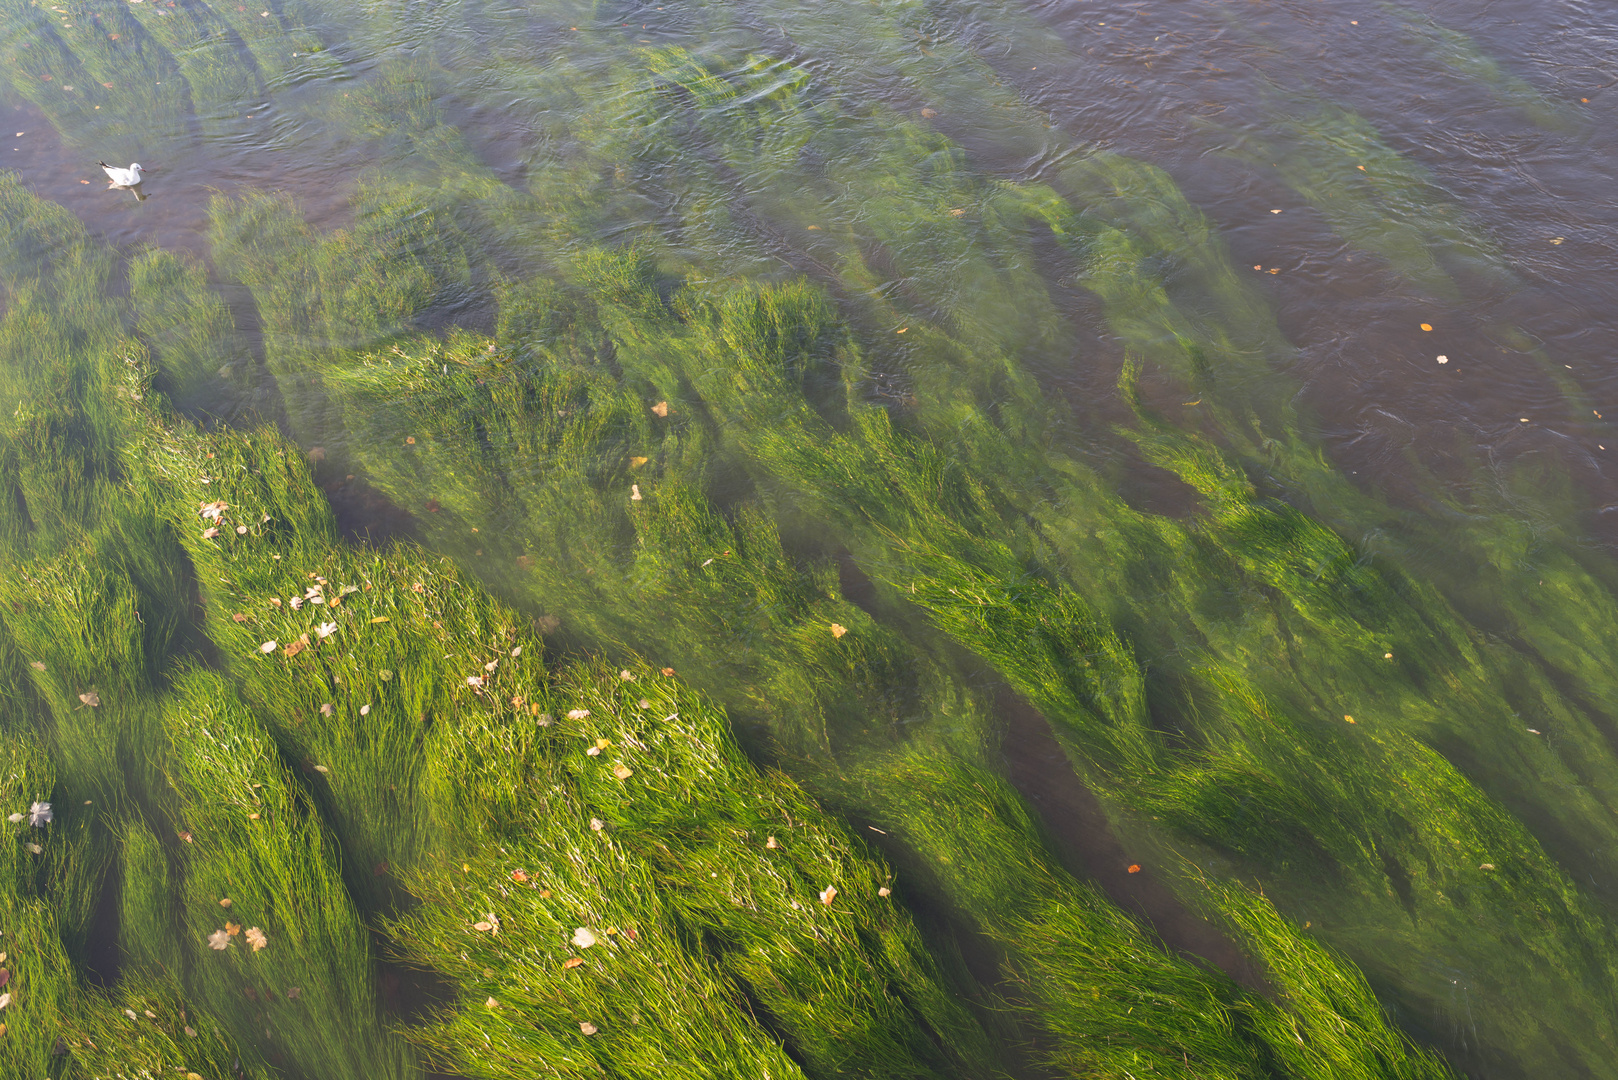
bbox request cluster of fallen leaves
[206,922,269,953]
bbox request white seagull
[97,160,144,187]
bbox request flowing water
[1,1,1616,1078]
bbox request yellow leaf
[370,616,390,624]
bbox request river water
[4,1,1618,1077]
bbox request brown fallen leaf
[563,957,584,969]
[818,885,837,905]
[579,1022,598,1035]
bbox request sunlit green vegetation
[0,1,1612,1076]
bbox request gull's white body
[97,161,144,186]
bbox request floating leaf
[206,929,230,951]
[245,927,267,952]
[819,885,837,905]
[563,956,584,969]
[579,1022,598,1035]
[650,401,669,417]
[78,691,100,707]
[830,623,847,638]
[259,641,278,654]
[612,763,634,780]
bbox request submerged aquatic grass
[0,3,1614,1077]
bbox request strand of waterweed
[650,269,1618,1073]
[157,19,1618,1075]
[0,729,78,1077]
[157,669,422,1080]
[1384,3,1582,132]
[319,310,1457,1080]
[207,182,477,448]
[130,246,249,412]
[0,0,190,153]
[392,827,813,1080]
[129,388,1007,1079]
[228,127,1618,1075]
[847,745,1456,1080]
[121,0,268,133]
